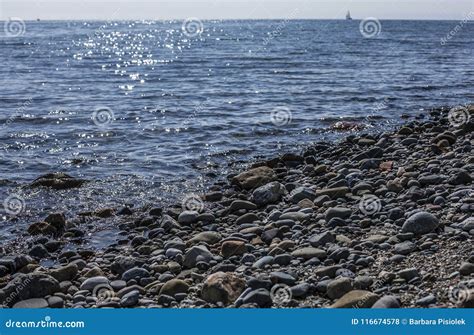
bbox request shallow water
[1,20,473,242]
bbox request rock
[80,276,109,291]
[229,200,257,212]
[183,245,213,268]
[316,187,350,199]
[393,241,416,255]
[459,262,474,276]
[252,182,286,206]
[330,290,379,308]
[461,218,474,231]
[27,221,58,236]
[236,213,259,225]
[0,273,60,306]
[13,298,49,308]
[47,296,64,308]
[201,272,245,305]
[448,170,472,185]
[221,240,247,258]
[28,244,50,259]
[401,212,440,235]
[160,215,181,232]
[121,290,140,307]
[325,207,352,221]
[372,296,400,308]
[188,232,222,245]
[242,288,272,307]
[289,187,316,203]
[416,294,436,306]
[178,211,199,225]
[49,264,79,282]
[44,212,66,230]
[291,283,311,298]
[122,267,150,281]
[327,277,353,300]
[160,279,189,296]
[232,166,277,190]
[291,247,326,260]
[111,256,136,275]
[253,256,274,269]
[397,268,419,282]
[309,231,335,247]
[270,272,297,286]
[30,172,86,189]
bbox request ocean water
[0,20,473,243]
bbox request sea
[1,19,473,246]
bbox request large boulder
[201,272,245,305]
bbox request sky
[0,0,473,20]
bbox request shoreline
[0,104,473,308]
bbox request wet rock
[393,241,416,255]
[401,212,440,235]
[201,272,245,305]
[28,244,50,259]
[232,166,277,190]
[416,294,436,306]
[30,172,86,189]
[229,200,257,212]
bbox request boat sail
[346,11,352,20]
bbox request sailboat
[346,11,352,20]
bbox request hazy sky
[1,0,473,20]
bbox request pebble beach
[0,104,473,309]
